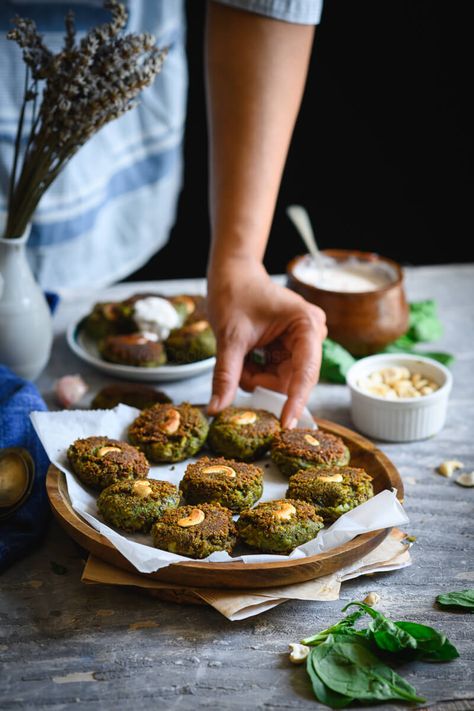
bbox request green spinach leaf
[320,338,356,384]
[342,601,459,660]
[313,635,426,703]
[437,589,474,610]
[406,300,443,342]
[342,602,417,654]
[306,649,353,708]
[395,621,459,661]
[302,609,366,646]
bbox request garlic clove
[288,643,309,664]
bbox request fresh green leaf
[50,561,68,575]
[302,609,366,646]
[395,621,459,662]
[369,616,418,653]
[407,300,443,343]
[385,334,418,351]
[297,600,461,707]
[320,338,356,384]
[437,589,474,610]
[313,636,426,703]
[381,300,454,364]
[306,649,353,708]
[342,601,459,661]
[342,602,418,654]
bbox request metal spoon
[286,205,324,272]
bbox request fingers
[240,349,292,393]
[208,336,248,415]
[280,313,325,428]
[240,368,287,393]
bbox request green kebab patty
[90,383,172,410]
[83,300,136,340]
[271,428,350,477]
[236,498,324,554]
[97,478,180,533]
[286,466,374,524]
[152,502,237,558]
[168,294,208,324]
[128,402,209,463]
[67,436,149,491]
[99,333,167,367]
[165,320,216,364]
[208,407,281,461]
[84,292,184,342]
[179,456,263,513]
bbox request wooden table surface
[1,266,473,710]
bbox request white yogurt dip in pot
[293,254,396,293]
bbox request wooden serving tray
[46,418,403,590]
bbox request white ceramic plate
[66,316,216,382]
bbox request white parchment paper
[31,387,408,573]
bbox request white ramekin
[346,353,452,442]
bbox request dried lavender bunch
[4,0,167,238]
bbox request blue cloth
[0,366,50,573]
[45,290,60,315]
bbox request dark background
[127,0,474,282]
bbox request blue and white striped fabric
[0,0,323,290]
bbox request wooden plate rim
[46,417,403,582]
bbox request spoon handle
[286,205,323,270]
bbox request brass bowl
[287,249,409,356]
[0,447,35,521]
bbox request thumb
[208,338,248,415]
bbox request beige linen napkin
[82,529,411,620]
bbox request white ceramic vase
[0,225,53,381]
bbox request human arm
[205,1,327,426]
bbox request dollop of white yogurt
[294,255,395,293]
[133,297,181,340]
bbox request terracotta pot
[287,249,409,356]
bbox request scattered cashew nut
[188,320,209,333]
[438,460,464,478]
[177,508,205,527]
[288,643,309,664]
[318,473,343,483]
[304,434,320,447]
[176,295,196,315]
[202,465,236,478]
[132,480,152,498]
[455,472,474,488]
[363,592,380,607]
[160,408,181,434]
[97,446,122,457]
[230,410,257,426]
[273,502,296,521]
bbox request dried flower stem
[4,0,167,239]
[9,66,30,207]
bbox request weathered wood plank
[1,265,473,710]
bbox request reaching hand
[207,260,327,427]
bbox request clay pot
[287,249,409,356]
